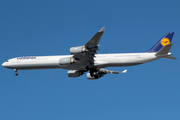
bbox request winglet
[99,27,105,32]
[112,69,127,74]
[122,69,127,73]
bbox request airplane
[2,27,176,79]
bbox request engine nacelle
[59,57,75,65]
[70,46,86,54]
[68,70,83,77]
[87,73,101,80]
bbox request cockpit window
[6,60,9,62]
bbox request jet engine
[68,70,84,77]
[59,57,75,65]
[87,73,103,80]
[70,46,87,54]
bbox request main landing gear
[14,69,18,76]
[86,66,98,77]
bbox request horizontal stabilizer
[156,43,173,55]
[163,56,177,59]
[155,43,177,59]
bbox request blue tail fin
[147,32,174,53]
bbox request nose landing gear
[14,69,18,76]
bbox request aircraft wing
[99,68,127,74]
[85,27,105,48]
[72,27,105,66]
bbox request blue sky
[0,0,180,120]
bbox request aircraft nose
[2,62,6,67]
[2,60,13,69]
[2,62,8,68]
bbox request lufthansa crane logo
[161,38,170,46]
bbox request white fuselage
[2,52,159,70]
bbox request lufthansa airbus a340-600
[2,27,176,79]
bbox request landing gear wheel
[14,69,18,76]
[15,72,18,76]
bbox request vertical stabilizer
[147,32,174,53]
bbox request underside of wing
[87,68,127,80]
[99,68,127,74]
[85,27,105,48]
[70,27,105,66]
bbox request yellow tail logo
[161,38,170,46]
